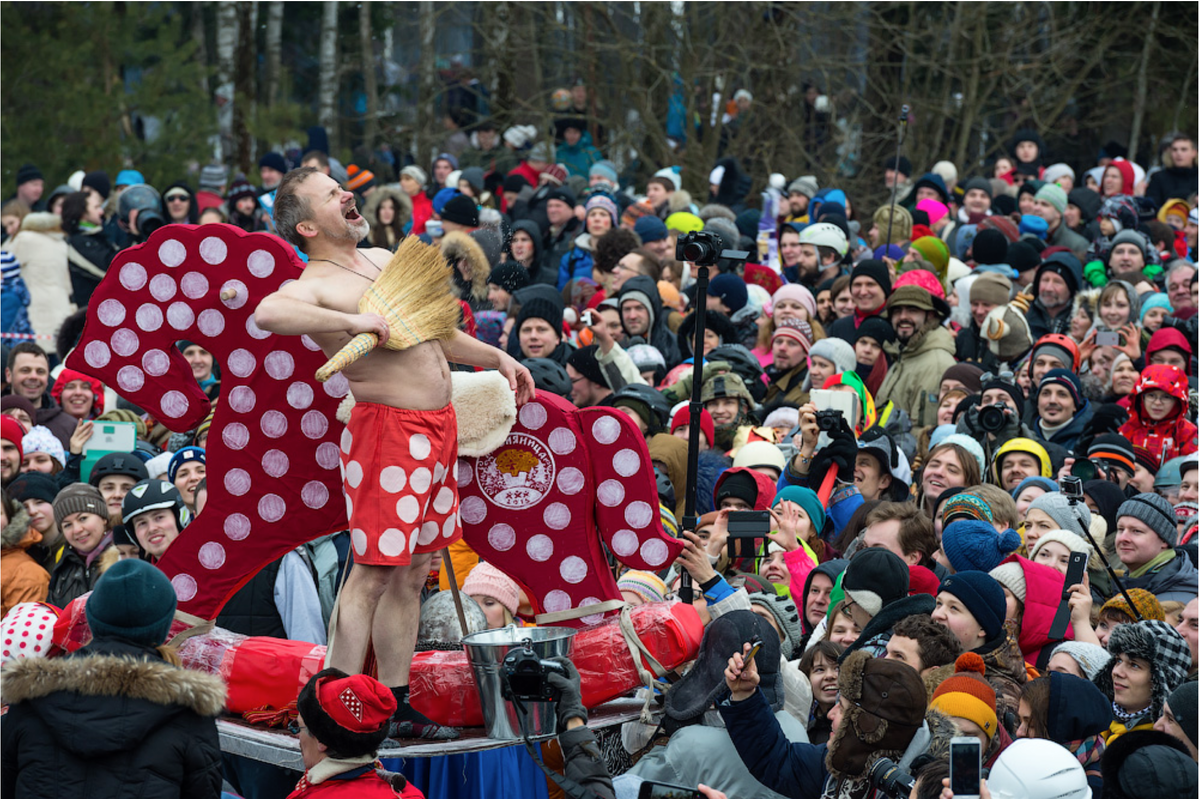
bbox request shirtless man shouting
[257,167,534,739]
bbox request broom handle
[316,332,378,382]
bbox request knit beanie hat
[566,344,606,388]
[1052,641,1112,681]
[853,316,896,347]
[971,228,1010,267]
[0,415,24,462]
[1026,492,1091,538]
[970,272,1013,307]
[910,236,950,275]
[1139,292,1172,324]
[1034,184,1068,216]
[634,215,668,244]
[1088,434,1137,477]
[1011,475,1058,499]
[1165,682,1199,751]
[771,485,826,539]
[5,472,58,506]
[771,283,817,320]
[1100,587,1165,623]
[936,434,987,475]
[401,165,428,186]
[53,483,107,526]
[842,548,909,618]
[937,571,1006,641]
[488,262,531,294]
[715,470,759,509]
[929,652,998,741]
[670,406,715,449]
[584,194,619,227]
[988,560,1027,604]
[665,212,704,234]
[808,337,857,374]
[298,668,397,757]
[707,273,749,313]
[441,194,480,227]
[746,591,804,660]
[1117,492,1178,548]
[21,426,64,469]
[516,298,564,339]
[850,259,893,297]
[787,176,819,198]
[1029,529,1094,561]
[617,569,668,606]
[1038,368,1084,411]
[942,520,1022,573]
[167,446,205,483]
[462,561,520,616]
[85,558,177,645]
[941,363,985,395]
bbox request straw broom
[315,236,461,382]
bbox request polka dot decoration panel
[457,391,684,626]
[64,224,349,618]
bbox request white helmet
[986,739,1091,799]
[797,222,848,257]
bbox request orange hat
[345,164,376,192]
[928,652,998,740]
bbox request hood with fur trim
[1,504,37,549]
[361,183,413,230]
[440,230,489,301]
[18,211,65,236]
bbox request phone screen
[949,738,981,796]
[638,782,703,799]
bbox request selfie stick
[884,104,910,247]
[1062,480,1143,621]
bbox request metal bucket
[461,626,577,740]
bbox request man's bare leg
[372,552,459,740]
[326,563,393,675]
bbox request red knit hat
[297,668,396,756]
[907,564,940,597]
[1,415,24,462]
[671,406,715,449]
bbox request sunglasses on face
[165,193,189,202]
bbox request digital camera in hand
[867,757,916,798]
[502,646,568,702]
[978,402,1010,434]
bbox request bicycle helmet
[122,479,191,531]
[798,222,849,257]
[985,739,1091,799]
[1031,333,1081,373]
[521,358,572,398]
[88,452,150,487]
[609,383,672,434]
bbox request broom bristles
[314,236,460,381]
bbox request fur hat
[746,591,804,661]
[85,559,177,646]
[825,650,927,780]
[298,667,396,757]
[1095,620,1192,720]
[842,548,909,618]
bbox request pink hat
[770,284,817,320]
[893,268,946,299]
[462,561,520,616]
[916,197,950,225]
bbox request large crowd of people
[1,91,1199,799]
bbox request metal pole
[678,263,711,604]
[884,104,910,247]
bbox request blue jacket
[557,131,604,178]
[557,237,595,291]
[718,688,830,799]
[1033,399,1093,453]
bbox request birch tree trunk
[318,1,339,154]
[234,1,256,174]
[1128,0,1160,164]
[215,1,239,163]
[265,1,283,107]
[417,1,438,166]
[360,3,379,147]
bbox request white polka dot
[340,427,353,454]
[380,466,407,493]
[172,575,198,602]
[97,299,126,326]
[258,494,286,522]
[597,479,625,507]
[301,411,328,439]
[323,372,350,398]
[432,462,447,485]
[527,534,554,562]
[443,516,457,538]
[224,514,251,540]
[120,262,147,291]
[625,501,653,528]
[160,391,188,418]
[418,521,440,545]
[640,539,669,567]
[410,467,432,494]
[580,598,606,626]
[544,502,571,530]
[460,496,488,524]
[379,528,407,557]
[543,590,571,613]
[111,328,139,357]
[300,335,321,351]
[409,434,431,461]
[181,271,209,300]
[316,442,341,470]
[345,460,363,488]
[222,422,250,450]
[519,402,547,430]
[560,556,588,584]
[592,415,621,445]
[433,486,455,515]
[167,302,194,330]
[246,314,271,339]
[611,530,639,557]
[150,273,177,301]
[248,249,275,278]
[351,529,368,556]
[287,382,314,410]
[228,386,256,413]
[262,450,290,478]
[116,365,145,393]
[346,494,353,519]
[488,523,516,551]
[396,495,421,524]
[548,428,576,455]
[199,541,226,570]
[264,351,294,380]
[261,410,287,438]
[557,467,585,495]
[613,448,640,477]
[159,239,186,267]
[225,468,252,496]
[227,349,256,378]
[199,236,227,265]
[84,341,111,369]
[197,309,225,337]
[142,349,170,376]
[457,459,473,488]
[220,279,248,309]
[302,481,329,509]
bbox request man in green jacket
[876,284,957,428]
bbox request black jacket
[1,638,225,799]
[617,275,682,369]
[215,557,287,638]
[954,320,1000,371]
[1146,166,1198,209]
[66,226,118,307]
[46,541,111,609]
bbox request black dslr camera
[502,642,568,702]
[978,402,1010,434]
[867,758,916,798]
[815,408,844,432]
[675,230,726,266]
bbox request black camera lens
[815,409,843,431]
[978,404,1007,434]
[1070,458,1099,481]
[138,211,166,237]
[868,757,916,797]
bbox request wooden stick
[220,288,238,301]
[440,547,471,639]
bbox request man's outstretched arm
[440,330,535,404]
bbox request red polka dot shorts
[339,401,462,566]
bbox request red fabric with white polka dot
[1,602,59,664]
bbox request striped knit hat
[929,652,998,741]
[617,570,668,605]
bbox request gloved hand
[1085,403,1130,437]
[1083,260,1108,288]
[959,403,982,435]
[547,656,587,729]
[809,417,857,484]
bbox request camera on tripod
[501,642,568,703]
[675,231,750,267]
